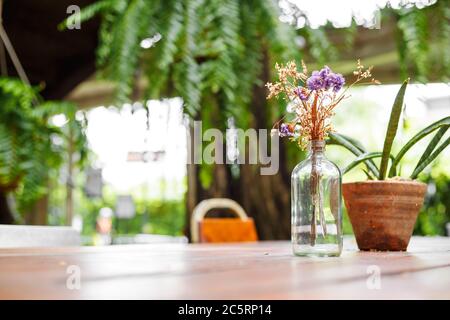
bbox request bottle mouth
[308,140,325,151]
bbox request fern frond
[305,27,339,64]
[58,0,122,30]
[398,8,429,82]
[173,0,202,115]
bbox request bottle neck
[307,140,325,158]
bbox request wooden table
[0,236,449,299]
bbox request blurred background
[0,0,449,245]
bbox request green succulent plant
[327,79,450,180]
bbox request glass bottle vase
[291,140,343,257]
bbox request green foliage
[412,126,449,177]
[396,0,450,82]
[0,78,87,214]
[329,82,450,180]
[343,152,383,175]
[343,152,396,178]
[139,199,185,236]
[398,9,428,81]
[411,136,450,180]
[437,0,450,81]
[415,171,450,236]
[304,28,338,64]
[59,0,118,30]
[327,132,379,178]
[69,0,300,122]
[111,199,185,236]
[342,22,358,52]
[389,116,450,177]
[92,199,185,237]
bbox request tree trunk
[184,49,293,241]
[236,48,291,240]
[25,196,48,225]
[238,164,290,239]
[0,191,14,224]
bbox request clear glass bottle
[291,140,342,257]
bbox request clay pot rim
[343,179,427,188]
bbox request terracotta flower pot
[343,180,427,251]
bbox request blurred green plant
[49,176,185,237]
[328,80,450,180]
[415,170,450,236]
[0,77,87,221]
[120,199,185,236]
[395,0,450,82]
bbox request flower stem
[310,146,327,246]
[310,152,318,246]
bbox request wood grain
[0,237,449,299]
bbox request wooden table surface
[0,236,449,300]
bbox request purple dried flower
[293,87,309,101]
[327,73,345,92]
[307,74,325,91]
[332,73,345,92]
[319,66,331,79]
[279,123,294,137]
[307,66,346,92]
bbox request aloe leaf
[362,168,375,180]
[343,152,383,175]
[389,116,450,177]
[379,79,409,180]
[414,126,449,172]
[338,133,379,174]
[327,132,379,177]
[337,133,367,152]
[411,136,450,179]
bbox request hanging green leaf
[0,77,87,214]
[398,8,429,82]
[58,0,119,30]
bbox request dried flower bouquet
[266,60,378,245]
